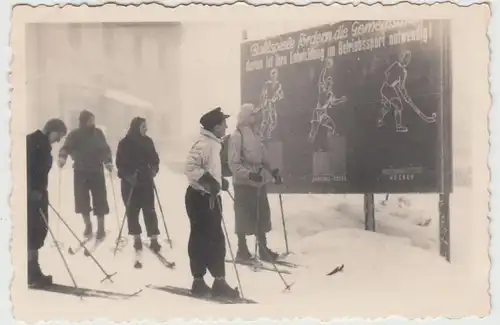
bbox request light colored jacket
[229,103,274,187]
[184,128,222,195]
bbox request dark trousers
[185,186,226,278]
[27,192,49,251]
[121,180,160,237]
[73,169,109,216]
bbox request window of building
[67,23,82,49]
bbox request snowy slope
[13,164,489,322]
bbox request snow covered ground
[13,163,490,322]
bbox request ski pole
[252,188,293,292]
[254,168,264,259]
[108,172,128,250]
[216,195,245,300]
[278,193,290,255]
[38,207,81,298]
[51,169,64,249]
[48,203,117,283]
[113,179,136,256]
[152,181,173,249]
[108,172,121,230]
[257,239,294,292]
[254,185,261,259]
[253,170,293,292]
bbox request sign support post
[364,193,375,232]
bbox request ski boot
[83,223,92,239]
[259,247,280,262]
[235,249,253,262]
[133,237,143,269]
[28,261,53,288]
[82,214,93,239]
[149,238,161,254]
[211,278,240,299]
[191,277,211,297]
[95,216,106,241]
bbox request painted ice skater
[258,68,284,141]
[308,58,347,143]
[378,50,437,133]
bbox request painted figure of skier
[378,50,437,133]
[308,58,347,143]
[258,68,284,141]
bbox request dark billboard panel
[241,20,453,194]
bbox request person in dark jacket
[58,110,113,240]
[184,107,239,299]
[115,117,161,253]
[27,118,67,288]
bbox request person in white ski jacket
[183,107,239,299]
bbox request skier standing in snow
[27,118,68,287]
[228,103,282,262]
[115,117,161,254]
[184,107,239,299]
[58,110,113,240]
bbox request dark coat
[115,117,160,185]
[26,130,52,250]
[27,130,53,193]
[59,110,112,172]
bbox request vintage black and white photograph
[9,2,491,321]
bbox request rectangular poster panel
[240,20,453,194]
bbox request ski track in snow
[14,162,489,321]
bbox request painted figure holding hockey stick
[378,50,437,132]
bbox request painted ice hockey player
[58,110,113,240]
[27,118,68,287]
[115,117,161,255]
[184,107,239,299]
[228,103,282,262]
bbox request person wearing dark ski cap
[229,103,282,263]
[27,118,68,288]
[184,107,239,299]
[115,117,161,259]
[58,110,113,240]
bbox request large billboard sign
[241,20,453,194]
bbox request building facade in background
[26,22,182,153]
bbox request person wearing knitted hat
[184,107,239,299]
[58,110,113,241]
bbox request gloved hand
[249,172,263,183]
[124,173,138,186]
[57,156,66,168]
[271,168,283,185]
[221,178,230,192]
[29,190,43,202]
[104,162,114,172]
[199,172,220,195]
[151,165,159,178]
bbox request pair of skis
[67,232,108,257]
[146,284,257,304]
[225,253,300,275]
[133,243,176,269]
[30,283,143,300]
